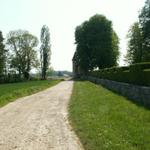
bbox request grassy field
[0,80,60,107]
[69,81,150,150]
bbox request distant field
[0,80,60,107]
[69,81,150,150]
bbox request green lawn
[69,81,150,150]
[0,80,60,107]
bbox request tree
[139,0,150,61]
[125,22,143,64]
[112,31,120,65]
[7,30,39,79]
[40,25,51,80]
[0,31,6,75]
[74,14,119,73]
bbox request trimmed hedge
[90,62,150,86]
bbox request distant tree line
[0,25,51,83]
[126,0,150,64]
[74,14,119,74]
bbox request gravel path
[0,81,83,150]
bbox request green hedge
[90,62,150,86]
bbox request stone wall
[86,76,150,108]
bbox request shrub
[0,74,39,84]
[90,62,150,86]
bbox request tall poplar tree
[40,25,51,79]
[0,31,6,75]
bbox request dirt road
[0,81,83,150]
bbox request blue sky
[0,0,146,71]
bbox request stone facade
[86,76,150,108]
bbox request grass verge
[69,81,150,150]
[0,80,60,107]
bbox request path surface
[0,81,83,150]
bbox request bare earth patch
[0,81,83,150]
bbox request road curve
[0,81,83,150]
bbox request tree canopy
[7,30,39,79]
[0,31,6,75]
[139,0,150,61]
[126,0,150,64]
[74,14,119,73]
[40,25,51,80]
[126,22,143,64]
